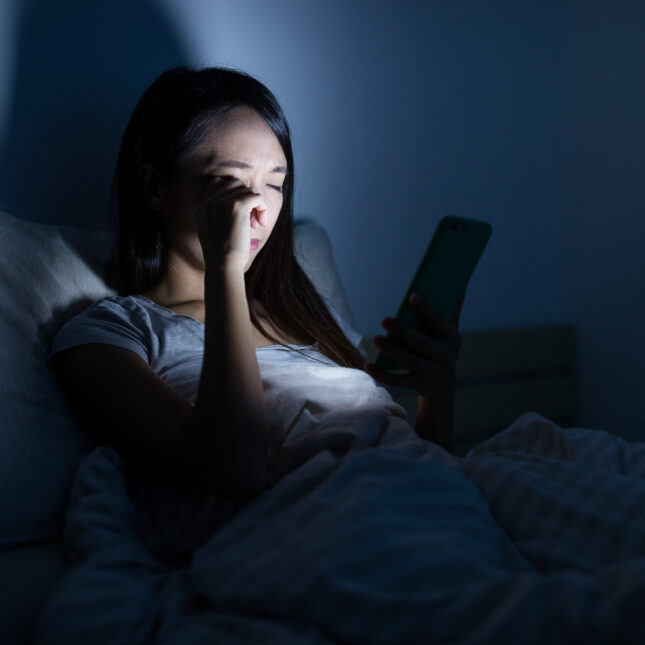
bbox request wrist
[204,262,246,299]
[415,391,455,454]
[205,257,245,280]
[203,264,250,332]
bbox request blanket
[36,409,645,644]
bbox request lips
[250,239,260,250]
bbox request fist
[365,292,464,401]
[197,175,268,271]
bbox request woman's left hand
[364,293,464,401]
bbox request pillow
[292,218,355,327]
[0,212,117,547]
[0,211,356,548]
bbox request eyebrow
[216,160,287,174]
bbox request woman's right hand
[197,175,268,273]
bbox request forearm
[190,264,269,499]
[415,390,455,454]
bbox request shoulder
[51,294,163,362]
[87,293,154,315]
[67,294,160,334]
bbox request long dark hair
[113,66,366,370]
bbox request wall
[157,0,565,337]
[3,1,640,438]
[0,0,19,151]
[0,0,564,334]
[0,0,188,231]
[562,0,645,439]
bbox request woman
[51,66,463,502]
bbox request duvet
[36,407,645,644]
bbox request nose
[244,174,263,193]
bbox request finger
[252,204,268,228]
[208,174,242,191]
[216,184,255,201]
[381,319,455,363]
[364,361,418,389]
[205,176,251,201]
[449,293,466,327]
[230,191,267,210]
[373,334,443,375]
[409,293,461,342]
[232,193,268,227]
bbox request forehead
[193,106,286,166]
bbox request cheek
[270,195,284,224]
[266,208,281,236]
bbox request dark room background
[0,0,643,439]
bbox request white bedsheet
[35,399,645,643]
[192,341,410,459]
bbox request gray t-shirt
[49,295,406,554]
[51,294,366,403]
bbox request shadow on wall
[0,0,188,230]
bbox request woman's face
[157,106,288,273]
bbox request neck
[143,251,206,307]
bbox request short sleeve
[50,297,151,363]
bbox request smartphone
[374,215,492,373]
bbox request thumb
[450,293,466,327]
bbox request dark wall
[0,0,187,230]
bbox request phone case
[374,215,492,372]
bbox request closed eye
[268,184,283,194]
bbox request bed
[1,209,643,644]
